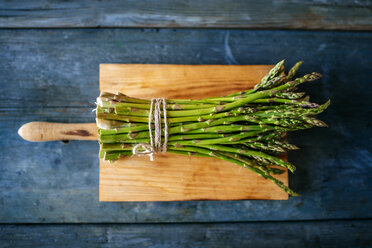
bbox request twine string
[132,98,168,161]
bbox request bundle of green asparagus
[96,60,330,196]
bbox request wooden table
[0,1,371,247]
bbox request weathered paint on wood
[1,220,371,248]
[0,0,371,30]
[0,29,371,222]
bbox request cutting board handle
[18,122,97,142]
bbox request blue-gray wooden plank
[1,220,371,248]
[0,29,371,223]
[0,0,371,30]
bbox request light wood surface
[100,64,273,99]
[18,122,97,142]
[99,64,289,201]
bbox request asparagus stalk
[95,60,330,196]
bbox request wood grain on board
[99,64,289,201]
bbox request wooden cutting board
[99,64,289,201]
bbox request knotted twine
[132,98,168,161]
